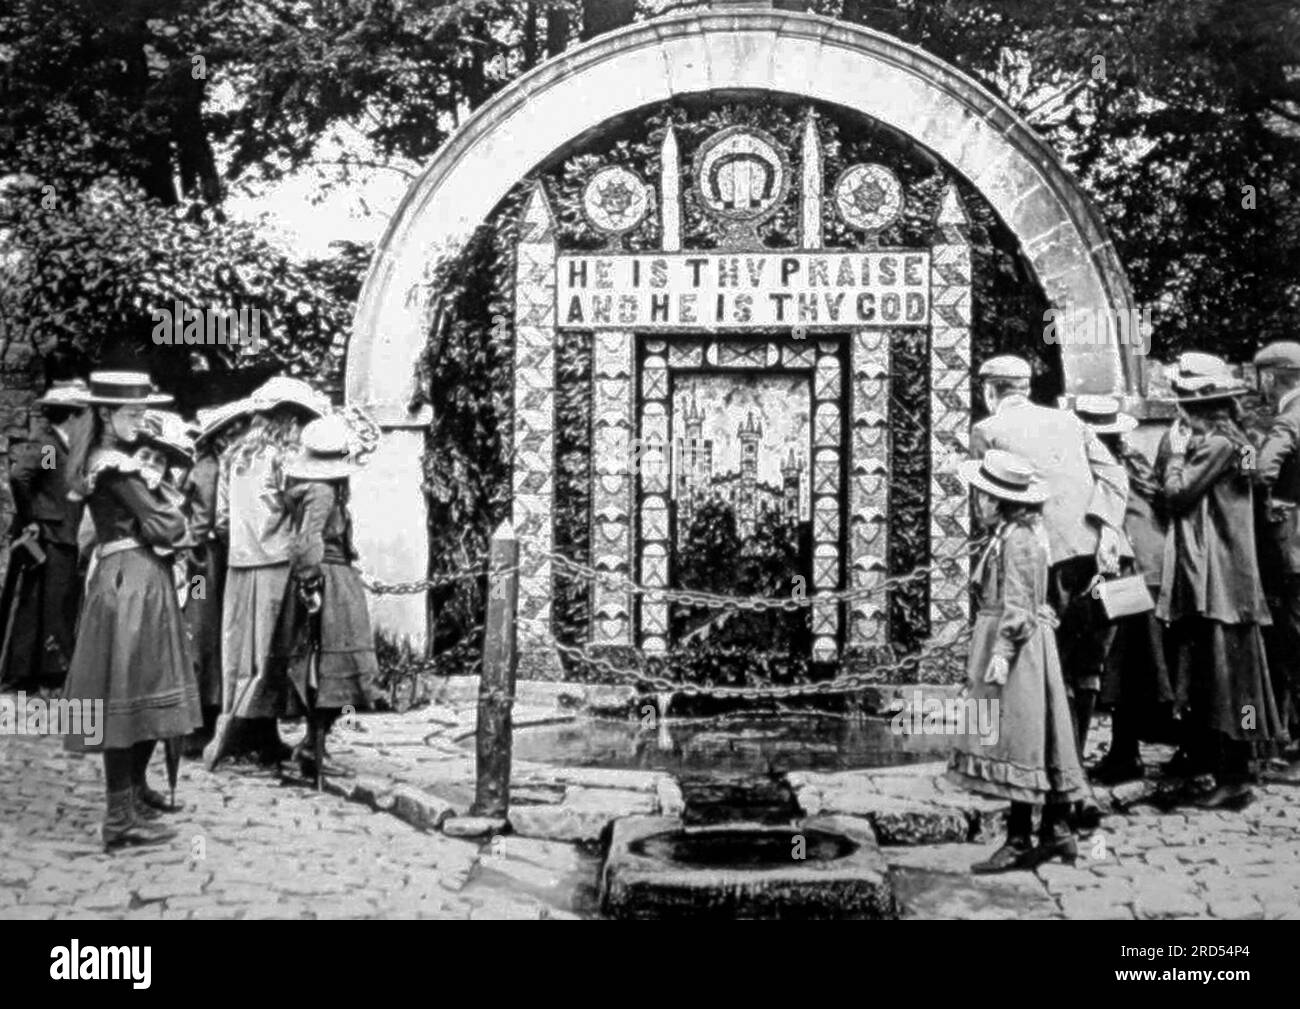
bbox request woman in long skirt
[212,377,325,766]
[1074,396,1176,783]
[62,371,201,850]
[948,449,1087,873]
[266,415,381,778]
[182,400,252,753]
[1157,353,1286,808]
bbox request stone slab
[601,814,895,920]
[442,816,509,838]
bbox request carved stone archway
[345,6,1138,651]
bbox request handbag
[1089,573,1155,621]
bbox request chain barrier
[548,537,988,612]
[357,535,982,700]
[550,629,972,700]
[358,564,519,596]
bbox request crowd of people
[949,346,1300,873]
[5,346,1300,862]
[0,370,380,850]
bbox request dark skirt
[184,543,226,709]
[0,540,81,689]
[266,562,381,717]
[1168,617,1287,746]
[63,547,202,751]
[1100,597,1177,743]
[1049,555,1110,693]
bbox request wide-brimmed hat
[193,398,255,448]
[957,449,1047,504]
[34,379,90,410]
[281,415,359,481]
[1169,352,1247,403]
[1074,394,1137,435]
[249,376,328,418]
[136,410,195,465]
[82,371,173,406]
[1253,341,1300,372]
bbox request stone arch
[346,6,1137,647]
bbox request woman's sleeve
[290,481,333,581]
[1162,436,1237,513]
[992,527,1042,661]
[101,471,187,548]
[1122,445,1160,502]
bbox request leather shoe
[1262,762,1300,785]
[971,839,1035,874]
[292,744,354,779]
[1070,798,1103,833]
[137,785,186,814]
[258,740,295,766]
[1194,783,1254,811]
[1031,833,1079,867]
[1089,755,1143,785]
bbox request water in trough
[502,712,950,776]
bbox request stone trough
[601,814,895,919]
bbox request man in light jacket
[1251,340,1300,755]
[971,356,1130,826]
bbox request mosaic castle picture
[672,374,810,541]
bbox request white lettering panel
[556,251,930,330]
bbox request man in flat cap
[1251,340,1300,752]
[972,355,1130,826]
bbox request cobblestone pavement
[871,735,1300,920]
[4,678,1300,919]
[0,731,594,920]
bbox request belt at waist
[95,537,147,560]
[976,603,1060,629]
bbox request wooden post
[472,521,519,819]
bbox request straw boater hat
[34,378,90,409]
[1253,341,1300,372]
[193,397,255,448]
[282,415,359,481]
[1073,394,1137,435]
[82,370,173,406]
[136,410,195,466]
[1168,352,1247,403]
[957,449,1047,504]
[249,376,328,418]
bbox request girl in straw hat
[1157,353,1286,808]
[212,377,326,766]
[264,414,381,780]
[948,449,1087,873]
[61,372,202,849]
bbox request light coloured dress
[217,442,293,718]
[946,515,1087,805]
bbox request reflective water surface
[497,713,950,774]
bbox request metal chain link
[357,564,519,595]
[357,532,981,700]
[550,627,971,700]
[549,537,988,612]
